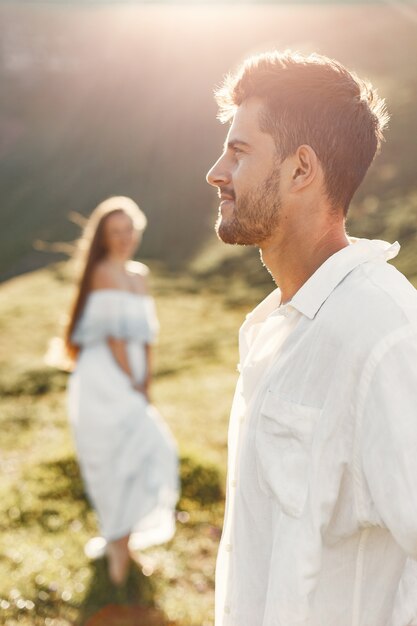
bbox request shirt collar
[243,238,400,329]
[290,238,400,320]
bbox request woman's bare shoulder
[127,260,150,277]
[127,261,150,293]
[90,261,120,290]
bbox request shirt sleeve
[360,328,417,560]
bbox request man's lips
[218,190,235,213]
[219,193,235,205]
[218,185,234,197]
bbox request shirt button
[225,543,232,552]
[231,479,237,488]
[224,606,231,614]
[239,415,244,423]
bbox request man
[206,51,417,626]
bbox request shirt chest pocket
[255,391,321,518]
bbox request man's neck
[260,226,350,304]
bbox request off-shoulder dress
[67,289,179,553]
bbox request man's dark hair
[215,51,389,214]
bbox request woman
[65,196,179,586]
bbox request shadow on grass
[9,452,223,624]
[78,557,174,626]
[0,366,68,397]
[76,452,222,625]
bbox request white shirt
[215,238,417,626]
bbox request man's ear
[290,145,319,191]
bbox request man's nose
[206,155,230,188]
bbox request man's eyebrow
[224,138,252,151]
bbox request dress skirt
[67,338,179,549]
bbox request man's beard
[215,165,282,246]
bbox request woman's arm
[128,343,152,400]
[107,337,133,379]
[129,263,153,400]
[143,343,152,396]
[92,262,136,382]
[93,262,153,399]
[106,338,152,401]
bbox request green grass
[2,230,417,625]
[0,254,269,626]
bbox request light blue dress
[67,289,179,551]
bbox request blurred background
[0,1,416,625]
[1,0,417,280]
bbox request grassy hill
[1,3,417,279]
[1,235,417,624]
[2,2,417,622]
[0,251,272,626]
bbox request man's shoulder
[349,260,416,312]
[324,260,417,337]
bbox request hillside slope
[0,3,416,278]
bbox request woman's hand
[132,380,150,402]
